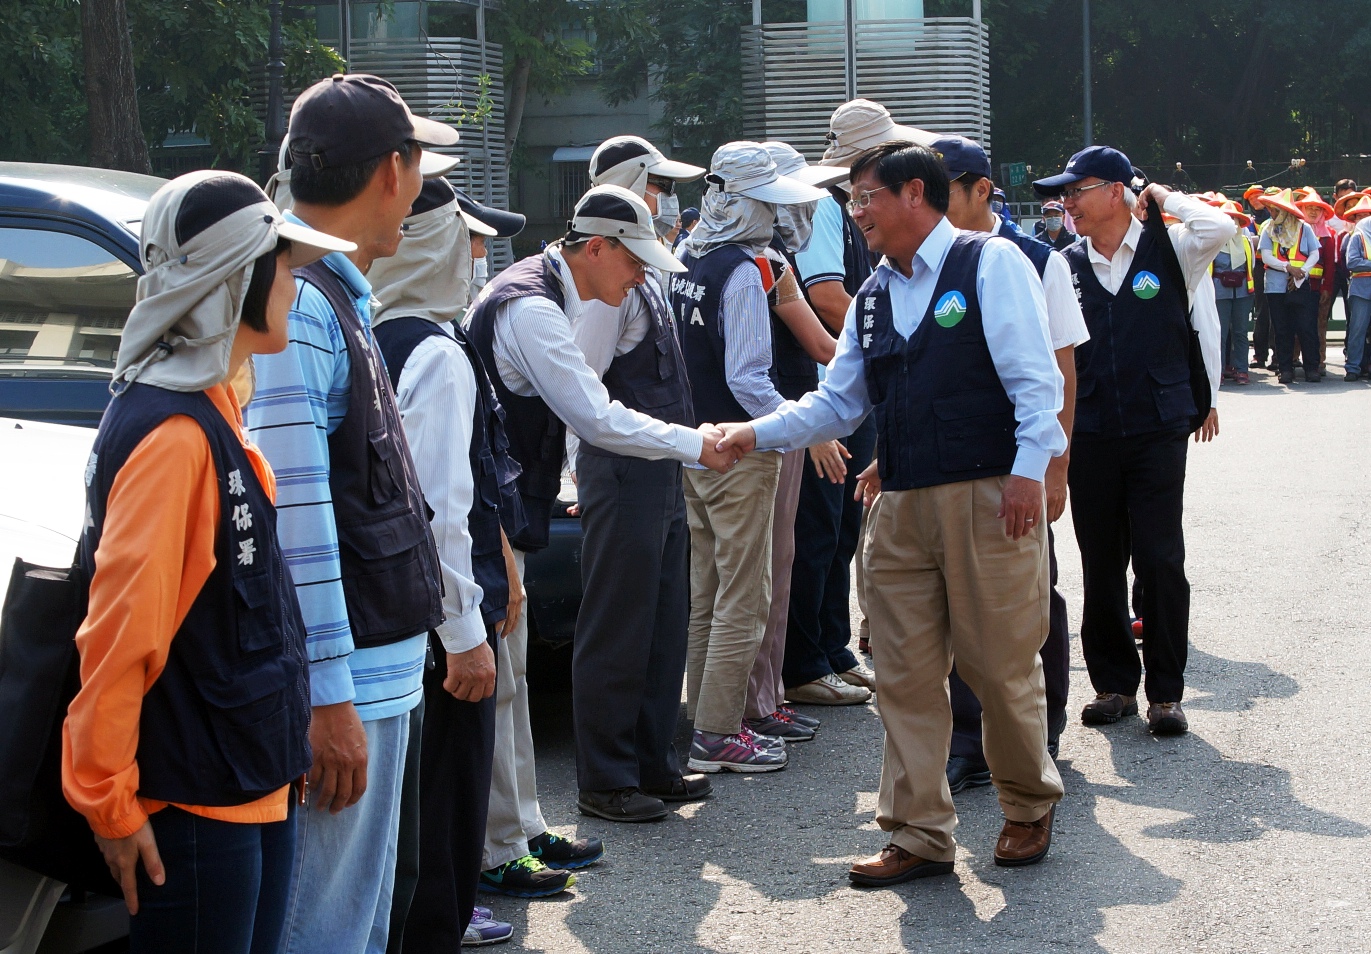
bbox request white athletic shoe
[785,672,872,706]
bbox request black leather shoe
[577,788,667,823]
[1081,692,1138,725]
[946,756,992,794]
[640,774,713,803]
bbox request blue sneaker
[527,829,604,869]
[464,913,514,946]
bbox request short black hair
[1337,178,1359,193]
[291,139,419,206]
[240,238,292,332]
[848,142,950,214]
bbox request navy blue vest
[295,262,444,649]
[466,253,567,553]
[1062,229,1196,442]
[81,383,312,806]
[673,244,757,425]
[374,316,526,626]
[768,237,820,401]
[584,278,695,459]
[858,233,1017,490]
[997,216,1053,278]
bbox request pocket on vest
[233,569,283,654]
[933,389,1016,473]
[632,381,680,410]
[199,658,293,793]
[1148,364,1196,423]
[367,426,402,505]
[339,511,431,634]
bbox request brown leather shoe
[1081,692,1138,726]
[848,844,954,887]
[994,806,1054,867]
[1147,701,1189,735]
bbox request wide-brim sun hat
[1341,194,1371,221]
[708,141,829,205]
[761,141,848,190]
[1218,200,1252,228]
[1295,188,1334,220]
[820,99,937,167]
[1334,189,1371,219]
[568,184,687,273]
[1242,185,1266,206]
[1260,188,1308,220]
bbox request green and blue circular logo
[934,290,967,328]
[1132,270,1161,300]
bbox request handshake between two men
[696,421,1047,542]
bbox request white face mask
[654,192,680,238]
[471,256,489,284]
[1044,216,1064,230]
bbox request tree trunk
[82,0,153,174]
[504,55,533,153]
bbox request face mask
[775,201,817,253]
[1044,216,1063,230]
[991,199,1005,214]
[471,256,489,286]
[653,192,680,238]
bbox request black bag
[0,556,118,895]
[1145,196,1212,432]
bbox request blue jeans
[1215,295,1252,370]
[281,712,411,954]
[1347,296,1371,374]
[129,805,296,954]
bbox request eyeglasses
[845,182,905,214]
[1060,181,1112,201]
[607,238,648,275]
[647,176,676,196]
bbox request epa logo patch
[1132,271,1161,300]
[934,291,967,328]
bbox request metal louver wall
[347,37,512,268]
[741,18,990,163]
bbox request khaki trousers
[864,476,1063,863]
[684,452,782,736]
[745,449,804,720]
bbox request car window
[0,227,136,370]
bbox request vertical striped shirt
[245,231,425,722]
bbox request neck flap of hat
[686,184,778,258]
[370,197,472,328]
[114,171,284,393]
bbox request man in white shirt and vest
[1033,146,1229,736]
[715,141,1067,884]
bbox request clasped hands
[696,422,750,472]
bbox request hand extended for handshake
[696,422,748,472]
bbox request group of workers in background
[57,70,1250,953]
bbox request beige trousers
[745,449,804,720]
[684,452,782,736]
[864,476,1063,863]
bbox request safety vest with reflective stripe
[1268,230,1324,279]
[1351,231,1371,280]
[1209,233,1255,293]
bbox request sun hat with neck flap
[114,170,355,393]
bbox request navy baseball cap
[1032,146,1134,197]
[288,74,459,178]
[931,135,993,180]
[455,188,526,238]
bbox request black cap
[454,188,526,238]
[931,135,993,181]
[287,73,459,172]
[1032,146,1134,197]
[410,177,457,217]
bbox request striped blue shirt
[246,230,425,722]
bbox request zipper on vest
[1107,299,1126,437]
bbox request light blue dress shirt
[751,216,1065,483]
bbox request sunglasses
[647,176,676,196]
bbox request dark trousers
[949,526,1069,764]
[1268,286,1320,378]
[387,694,425,954]
[572,453,689,791]
[401,633,498,952]
[129,805,296,954]
[1252,283,1271,362]
[782,417,876,688]
[1069,430,1190,703]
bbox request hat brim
[621,235,686,273]
[460,209,498,237]
[1262,197,1307,220]
[457,197,526,238]
[278,220,358,268]
[1224,210,1253,228]
[419,150,460,178]
[1032,172,1086,197]
[411,114,461,148]
[737,174,829,204]
[784,164,849,189]
[647,157,706,182]
[1297,199,1334,220]
[1343,198,1371,221]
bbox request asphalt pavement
[502,353,1371,954]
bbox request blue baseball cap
[931,135,993,181]
[1032,145,1134,197]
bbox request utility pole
[1082,0,1093,147]
[261,0,286,183]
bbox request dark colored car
[0,162,582,650]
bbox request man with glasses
[671,142,828,774]
[464,185,738,894]
[712,141,1066,882]
[1033,146,1229,736]
[559,138,714,823]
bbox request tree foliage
[489,0,593,150]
